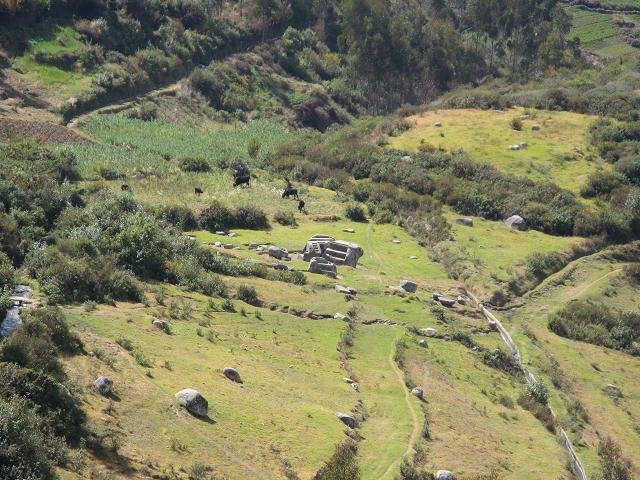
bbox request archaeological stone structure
[302,235,363,267]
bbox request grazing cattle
[233,175,250,188]
[298,200,306,213]
[121,184,130,191]
[195,187,203,195]
[282,187,298,199]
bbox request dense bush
[481,348,521,376]
[236,284,260,306]
[548,300,640,353]
[177,156,211,172]
[274,210,298,226]
[0,362,85,439]
[344,203,367,222]
[598,438,633,480]
[199,201,270,231]
[525,251,565,281]
[154,205,199,231]
[0,399,67,480]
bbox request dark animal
[282,187,298,200]
[121,184,130,191]
[195,187,203,195]
[233,175,250,188]
[298,200,306,213]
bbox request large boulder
[93,375,113,396]
[175,389,208,417]
[421,328,438,337]
[411,387,424,400]
[455,218,473,227]
[152,319,170,334]
[268,246,289,259]
[439,297,456,308]
[505,215,526,231]
[336,412,357,428]
[335,285,357,295]
[223,367,243,384]
[437,471,456,480]
[399,280,417,293]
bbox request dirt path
[573,268,622,298]
[66,82,182,127]
[377,346,421,480]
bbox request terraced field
[567,7,638,58]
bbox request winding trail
[377,346,421,480]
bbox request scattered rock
[507,144,521,150]
[438,297,456,308]
[175,389,208,417]
[432,292,443,301]
[437,471,455,480]
[335,285,357,295]
[505,215,526,231]
[152,319,170,334]
[273,262,288,270]
[352,383,360,392]
[214,241,222,247]
[392,239,401,244]
[227,232,238,237]
[455,218,473,227]
[334,313,351,321]
[248,243,259,250]
[94,376,113,396]
[409,255,418,259]
[223,367,243,384]
[223,244,234,249]
[308,257,337,278]
[434,122,442,127]
[488,320,498,331]
[456,295,467,305]
[343,228,355,233]
[418,339,428,348]
[215,231,226,235]
[399,280,417,293]
[411,387,424,400]
[532,124,541,131]
[337,412,357,428]
[268,246,289,260]
[519,142,528,148]
[420,327,438,337]
[343,377,354,384]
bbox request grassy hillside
[388,107,603,196]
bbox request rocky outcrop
[94,375,114,396]
[505,215,526,231]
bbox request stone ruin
[302,235,363,267]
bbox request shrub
[233,206,269,229]
[0,363,85,439]
[481,348,521,376]
[177,156,211,172]
[156,205,198,231]
[344,203,367,222]
[199,201,233,232]
[313,440,360,480]
[25,307,83,355]
[598,438,633,480]
[580,171,624,198]
[525,379,549,404]
[0,399,67,480]
[0,251,15,290]
[274,210,298,226]
[221,298,236,312]
[510,117,523,131]
[624,263,640,284]
[525,251,565,280]
[236,284,260,306]
[93,162,121,180]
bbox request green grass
[388,107,606,196]
[404,339,568,479]
[497,253,640,477]
[64,286,355,479]
[28,25,84,55]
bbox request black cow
[233,175,250,188]
[282,187,298,199]
[298,200,306,213]
[195,187,203,195]
[121,184,130,191]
